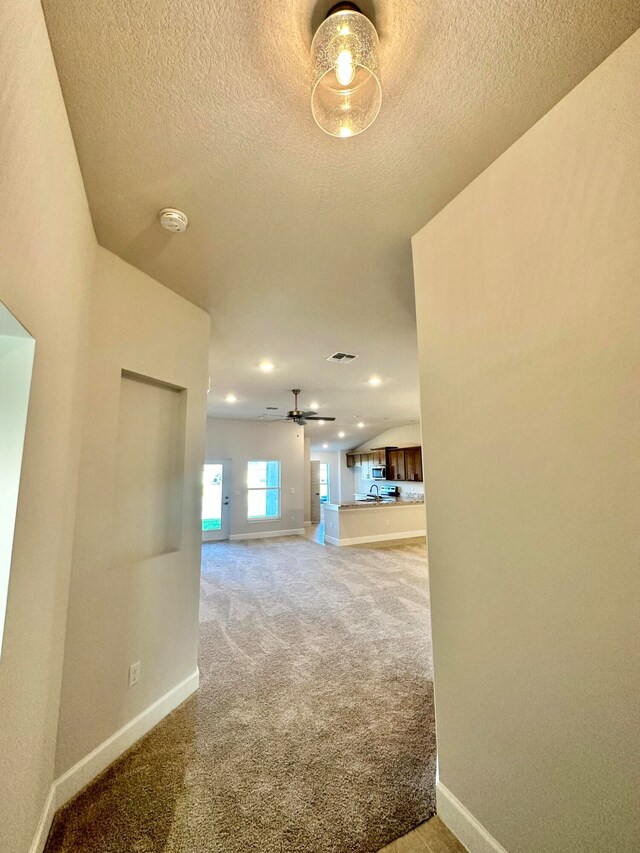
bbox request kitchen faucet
[369,484,379,496]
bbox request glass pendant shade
[311,8,381,138]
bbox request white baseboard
[230,528,305,541]
[437,781,509,853]
[30,668,199,853]
[29,785,57,853]
[324,529,426,546]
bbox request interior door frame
[202,458,232,542]
[310,460,321,523]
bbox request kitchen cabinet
[346,446,422,481]
[360,452,372,479]
[404,447,423,482]
[387,449,405,481]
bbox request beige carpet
[45,535,436,852]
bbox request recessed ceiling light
[224,394,237,403]
[322,443,328,449]
[338,431,345,438]
[368,376,382,386]
[259,360,274,372]
[310,401,319,409]
[318,419,325,425]
[357,422,365,428]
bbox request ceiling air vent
[326,352,358,363]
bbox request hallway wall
[412,30,640,853]
[0,4,211,850]
[0,2,96,850]
[55,248,210,779]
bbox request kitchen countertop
[324,499,425,511]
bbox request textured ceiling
[43,0,639,449]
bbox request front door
[202,460,231,541]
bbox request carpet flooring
[45,535,436,853]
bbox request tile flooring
[379,817,467,853]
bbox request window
[319,462,330,503]
[247,460,280,520]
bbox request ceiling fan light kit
[311,2,381,138]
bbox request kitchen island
[322,500,426,546]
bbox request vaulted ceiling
[43,0,640,448]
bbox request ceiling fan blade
[304,416,336,421]
[301,410,317,417]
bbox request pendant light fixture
[311,2,381,138]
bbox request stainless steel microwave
[371,466,386,480]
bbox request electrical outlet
[385,519,390,527]
[128,661,141,688]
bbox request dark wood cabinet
[387,449,406,481]
[372,448,386,466]
[404,447,423,482]
[346,446,423,482]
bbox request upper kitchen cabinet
[404,447,423,482]
[361,452,373,479]
[345,445,423,482]
[372,448,386,465]
[387,449,406,481]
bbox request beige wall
[55,248,210,776]
[1,4,211,847]
[353,423,422,453]
[206,419,305,537]
[412,31,640,853]
[0,1,96,849]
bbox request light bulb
[322,443,328,449]
[311,9,381,138]
[225,394,237,403]
[259,360,274,372]
[338,431,346,438]
[368,376,381,386]
[336,50,355,86]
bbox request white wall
[352,423,425,499]
[206,419,305,538]
[0,2,96,848]
[55,248,209,778]
[412,31,640,853]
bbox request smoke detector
[159,208,188,233]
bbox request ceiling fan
[265,389,336,426]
